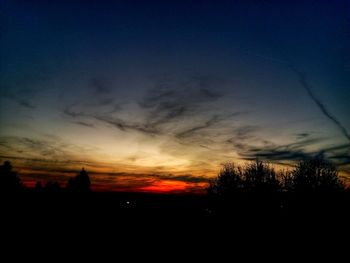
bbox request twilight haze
[0,0,349,193]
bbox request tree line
[207,158,345,196]
[0,161,91,193]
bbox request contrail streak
[290,66,350,143]
[243,50,350,143]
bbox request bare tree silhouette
[208,162,243,197]
[290,158,344,193]
[243,160,280,193]
[208,160,281,196]
[207,158,345,216]
[209,158,344,196]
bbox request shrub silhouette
[0,161,22,192]
[66,168,91,192]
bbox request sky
[0,0,349,193]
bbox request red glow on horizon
[20,177,207,194]
[137,180,205,194]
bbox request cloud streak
[176,113,240,139]
[176,115,222,139]
[229,132,350,171]
[73,121,95,128]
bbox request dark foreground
[3,191,350,222]
[2,192,350,256]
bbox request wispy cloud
[236,137,323,156]
[229,133,349,171]
[0,135,99,163]
[0,136,68,160]
[91,77,112,95]
[93,115,160,135]
[176,113,240,139]
[63,75,231,139]
[176,115,221,139]
[19,100,36,109]
[73,121,95,128]
[240,146,313,162]
[296,132,310,139]
[1,88,37,109]
[63,105,83,118]
[63,104,160,135]
[139,75,223,128]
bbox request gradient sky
[1,0,349,192]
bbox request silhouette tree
[290,158,344,193]
[0,161,22,192]
[66,168,91,193]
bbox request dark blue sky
[1,0,349,191]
